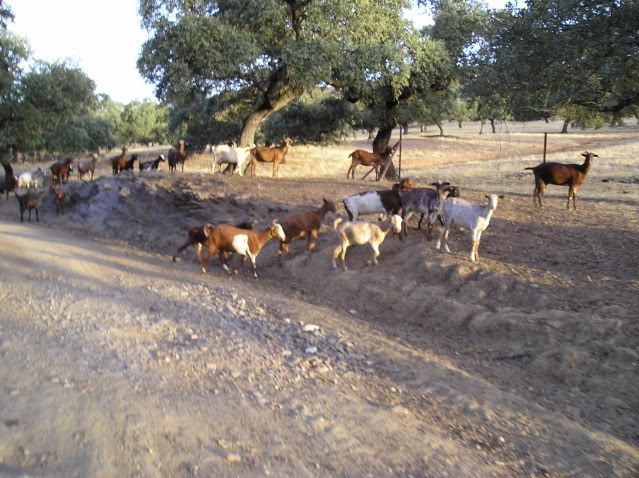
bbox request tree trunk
[490,118,496,133]
[372,126,398,181]
[400,122,409,134]
[479,119,485,134]
[560,120,569,134]
[434,120,444,136]
[458,120,463,128]
[367,128,376,140]
[238,67,303,146]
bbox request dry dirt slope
[0,157,638,476]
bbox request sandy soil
[1,121,638,476]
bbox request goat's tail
[333,217,345,230]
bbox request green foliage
[552,104,618,131]
[263,89,355,145]
[138,0,416,143]
[490,0,639,116]
[116,99,169,145]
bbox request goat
[168,140,188,172]
[525,151,598,210]
[277,199,337,266]
[122,154,138,171]
[249,138,292,178]
[1,162,18,199]
[199,220,286,278]
[398,181,451,240]
[111,147,128,175]
[77,154,99,181]
[139,155,166,171]
[211,144,253,176]
[18,167,45,189]
[435,194,505,262]
[50,184,65,214]
[332,215,403,270]
[50,157,73,184]
[172,221,252,263]
[15,190,46,222]
[346,143,398,181]
[343,178,416,222]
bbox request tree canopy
[138,0,420,145]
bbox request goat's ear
[593,153,599,157]
[498,194,505,199]
[485,195,490,199]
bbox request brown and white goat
[332,215,403,271]
[249,138,292,178]
[50,157,74,184]
[277,198,337,266]
[346,142,398,181]
[172,221,252,263]
[168,140,188,172]
[50,185,65,215]
[525,151,598,210]
[199,220,286,278]
[111,147,128,175]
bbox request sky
[8,0,508,105]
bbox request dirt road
[1,220,637,477]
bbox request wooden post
[543,132,547,163]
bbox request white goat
[332,215,403,270]
[77,153,99,180]
[17,167,45,189]
[435,194,504,262]
[211,144,253,176]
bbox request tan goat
[332,215,403,271]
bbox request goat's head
[322,198,337,214]
[158,154,166,161]
[398,178,417,191]
[389,214,403,234]
[122,146,128,154]
[281,138,292,147]
[581,151,599,159]
[270,220,287,242]
[484,194,505,209]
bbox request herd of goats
[0,139,598,277]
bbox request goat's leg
[173,239,195,262]
[234,255,247,275]
[435,224,451,253]
[339,243,349,271]
[470,230,481,262]
[35,208,39,222]
[568,186,576,210]
[249,255,258,278]
[307,230,319,250]
[201,244,219,274]
[277,242,289,267]
[332,244,348,270]
[368,243,380,266]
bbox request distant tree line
[2,0,638,164]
